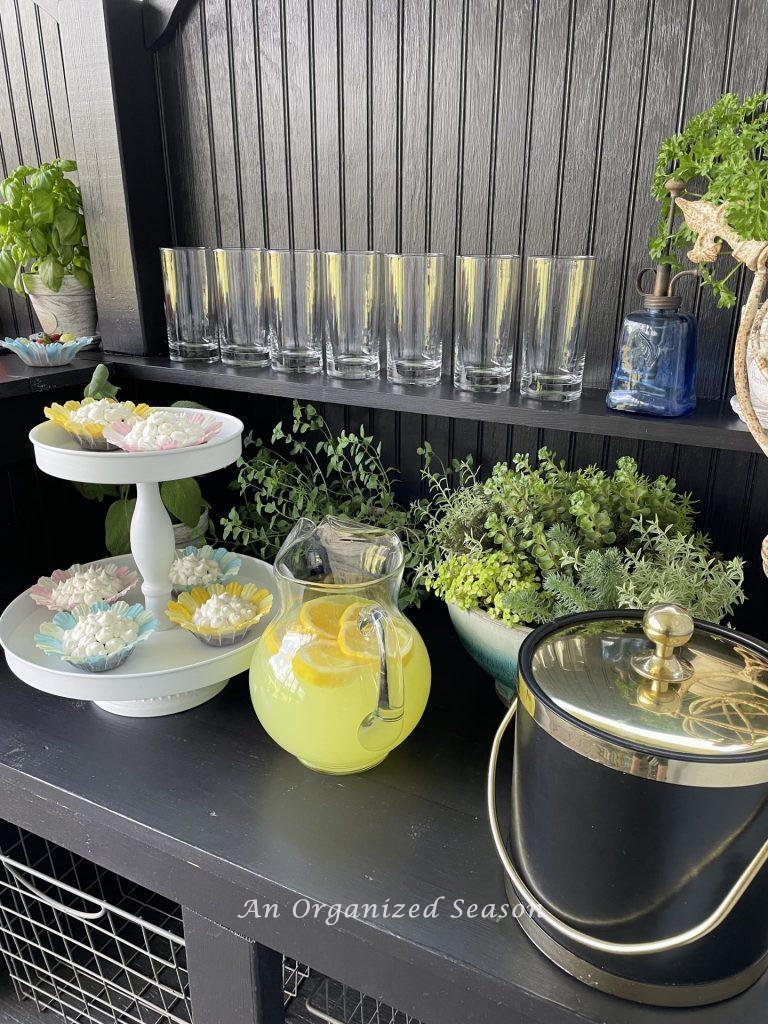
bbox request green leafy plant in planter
[417,446,700,614]
[502,519,745,625]
[222,401,432,610]
[418,446,745,702]
[72,366,208,555]
[649,92,768,309]
[0,158,96,336]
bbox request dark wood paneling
[154,0,768,398]
[0,0,74,339]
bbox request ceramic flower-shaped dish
[166,581,273,647]
[34,601,156,672]
[44,398,151,450]
[1,334,94,366]
[102,410,222,452]
[170,544,243,593]
[30,563,140,611]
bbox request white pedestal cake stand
[0,409,276,717]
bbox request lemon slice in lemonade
[292,639,356,686]
[337,613,413,664]
[299,595,356,638]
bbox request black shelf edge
[111,355,760,453]
[1,352,759,453]
[0,353,106,397]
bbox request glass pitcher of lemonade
[250,516,431,773]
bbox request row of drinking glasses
[160,247,595,399]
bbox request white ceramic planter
[173,508,210,547]
[23,273,97,337]
[447,602,532,705]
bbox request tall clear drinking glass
[519,255,595,401]
[213,248,269,366]
[266,249,323,373]
[453,255,521,393]
[160,247,219,363]
[323,251,381,379]
[384,253,447,386]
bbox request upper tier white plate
[29,407,244,484]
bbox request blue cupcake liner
[35,600,157,672]
[170,545,242,593]
[1,335,94,366]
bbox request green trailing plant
[649,92,768,308]
[500,521,744,625]
[418,447,744,626]
[617,519,745,622]
[222,401,432,609]
[0,159,92,294]
[419,445,692,562]
[72,366,207,555]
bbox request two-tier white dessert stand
[0,409,276,717]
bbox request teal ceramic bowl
[447,602,532,706]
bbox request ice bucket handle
[488,699,768,956]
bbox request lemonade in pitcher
[249,517,431,773]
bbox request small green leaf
[161,477,203,528]
[54,207,81,246]
[84,363,120,399]
[0,250,17,290]
[170,400,209,410]
[38,254,64,291]
[29,169,55,191]
[105,497,136,556]
[72,266,93,290]
[29,189,54,225]
[2,180,21,205]
[30,226,48,256]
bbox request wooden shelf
[1,353,760,453]
[0,354,103,397]
[115,356,761,453]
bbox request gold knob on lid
[632,603,694,709]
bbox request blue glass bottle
[606,271,697,417]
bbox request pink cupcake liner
[102,411,222,453]
[30,563,140,612]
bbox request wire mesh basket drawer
[0,827,192,1024]
[0,825,310,1024]
[305,975,422,1024]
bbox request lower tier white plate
[0,553,276,717]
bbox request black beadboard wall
[155,0,768,396]
[0,0,73,339]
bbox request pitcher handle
[488,699,768,956]
[357,605,404,751]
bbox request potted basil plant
[0,159,96,337]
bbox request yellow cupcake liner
[166,581,273,646]
[44,399,151,451]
